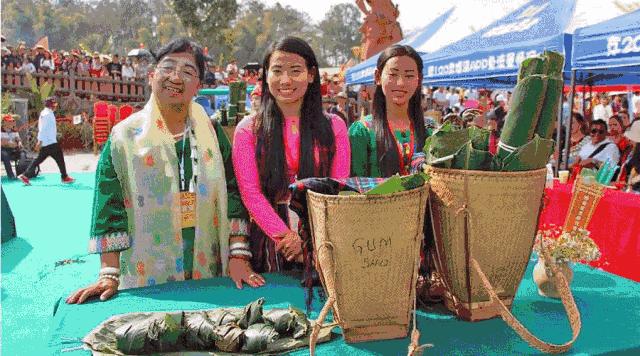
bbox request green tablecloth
[48,262,640,355]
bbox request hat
[44,96,58,107]
[495,94,505,102]
[624,120,640,143]
[194,96,215,117]
[336,91,348,99]
[35,44,45,50]
[93,51,100,56]
[2,114,15,122]
[63,51,70,56]
[322,96,336,104]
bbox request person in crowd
[618,110,631,131]
[564,112,589,168]
[40,50,55,73]
[1,114,23,180]
[493,93,508,126]
[328,74,342,97]
[592,94,613,121]
[135,57,150,82]
[349,44,426,178]
[66,37,256,304]
[248,85,262,115]
[33,45,46,72]
[619,120,640,193]
[106,54,122,79]
[17,97,74,185]
[89,52,103,77]
[609,114,632,165]
[232,36,350,275]
[246,70,258,85]
[18,57,36,74]
[432,86,449,111]
[121,58,135,81]
[214,65,225,83]
[448,88,460,109]
[330,91,349,125]
[203,63,217,88]
[573,119,620,170]
[78,54,91,76]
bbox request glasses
[590,128,606,135]
[156,63,198,80]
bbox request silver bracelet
[100,267,120,276]
[230,249,252,257]
[229,242,249,250]
[99,274,120,283]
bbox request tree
[229,1,327,66]
[170,0,238,59]
[317,3,362,66]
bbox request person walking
[18,97,74,185]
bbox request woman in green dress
[349,44,426,177]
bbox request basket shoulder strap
[470,258,581,354]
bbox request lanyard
[178,121,196,192]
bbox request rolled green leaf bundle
[115,314,183,354]
[242,323,280,353]
[238,298,265,329]
[207,309,241,326]
[183,312,219,350]
[496,74,547,161]
[499,135,555,171]
[534,52,565,140]
[290,307,310,339]
[263,308,296,334]
[213,324,244,352]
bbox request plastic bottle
[545,163,554,188]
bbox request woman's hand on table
[228,257,265,289]
[276,231,303,262]
[65,279,119,304]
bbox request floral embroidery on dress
[136,261,145,275]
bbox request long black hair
[372,45,426,177]
[255,36,336,203]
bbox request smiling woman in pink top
[232,37,350,285]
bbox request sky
[261,0,524,33]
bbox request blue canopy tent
[420,0,575,88]
[572,9,640,72]
[560,9,640,169]
[344,7,455,85]
[570,8,640,86]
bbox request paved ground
[1,150,99,178]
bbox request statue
[356,0,403,60]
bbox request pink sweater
[233,114,350,240]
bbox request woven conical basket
[426,166,547,321]
[306,185,428,343]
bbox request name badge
[180,192,196,228]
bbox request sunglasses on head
[590,128,606,135]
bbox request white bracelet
[100,267,120,276]
[99,274,120,283]
[230,249,252,257]
[229,242,249,250]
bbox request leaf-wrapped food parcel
[238,298,265,329]
[242,323,280,353]
[207,309,240,326]
[183,312,219,350]
[290,306,310,339]
[499,135,555,171]
[115,313,183,354]
[213,324,244,352]
[263,308,296,334]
